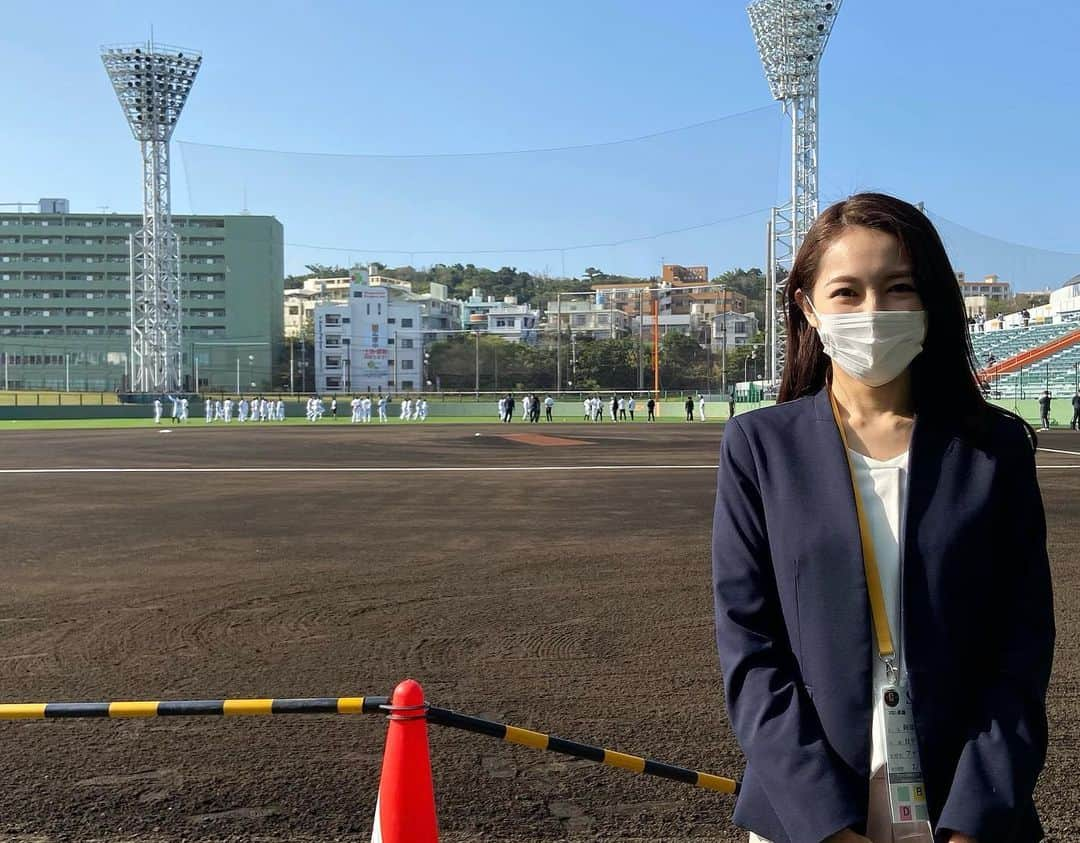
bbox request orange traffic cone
[371,679,438,843]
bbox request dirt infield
[0,424,1077,842]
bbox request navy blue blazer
[712,386,1054,843]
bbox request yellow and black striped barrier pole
[424,705,739,795]
[0,694,739,795]
[0,696,389,719]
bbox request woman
[712,193,1054,843]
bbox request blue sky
[2,0,1077,288]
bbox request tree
[573,336,640,389]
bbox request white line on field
[0,464,720,475]
[0,464,1078,475]
[1038,447,1080,457]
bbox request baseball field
[0,422,1076,841]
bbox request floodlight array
[101,41,200,392]
[748,0,839,101]
[747,0,842,385]
[102,44,202,141]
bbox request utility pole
[637,288,645,390]
[555,292,561,393]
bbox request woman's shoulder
[727,394,819,439]
[976,405,1037,457]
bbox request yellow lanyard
[828,388,899,678]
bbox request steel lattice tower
[748,0,841,385]
[102,42,201,393]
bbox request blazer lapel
[811,385,867,594]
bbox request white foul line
[0,463,1078,475]
[1038,447,1080,457]
[0,464,719,475]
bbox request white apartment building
[709,311,759,349]
[284,276,352,339]
[957,272,1011,300]
[544,298,632,340]
[313,274,462,393]
[631,311,702,342]
[461,290,539,344]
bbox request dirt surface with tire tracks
[0,422,1076,841]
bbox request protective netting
[927,210,1079,292]
[177,106,782,277]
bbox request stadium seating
[971,324,1080,397]
[969,323,1073,366]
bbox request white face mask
[806,296,927,387]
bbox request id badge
[880,683,930,824]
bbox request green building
[0,200,283,392]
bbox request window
[325,356,341,368]
[399,338,414,349]
[400,318,413,328]
[401,380,414,389]
[288,306,299,315]
[324,314,340,326]
[342,317,350,323]
[401,359,414,370]
[326,377,341,389]
[387,317,396,324]
[325,336,341,347]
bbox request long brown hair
[776,192,1032,444]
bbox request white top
[847,447,910,774]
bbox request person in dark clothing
[1072,390,1080,430]
[646,397,656,422]
[1039,390,1051,430]
[728,391,736,420]
[532,393,541,423]
[503,393,515,423]
[684,395,694,422]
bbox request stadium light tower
[748,0,841,385]
[102,41,202,393]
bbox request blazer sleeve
[712,419,864,843]
[936,428,1055,840]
